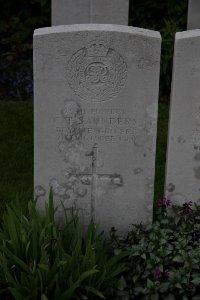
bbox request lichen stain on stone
[49,178,68,197]
[147,204,153,211]
[134,168,143,175]
[58,142,65,152]
[66,151,81,165]
[111,174,123,187]
[53,101,96,223]
[96,174,123,197]
[145,177,154,200]
[62,100,82,119]
[49,175,89,208]
[97,150,104,168]
[134,127,148,147]
[177,136,186,144]
[194,144,200,151]
[194,167,200,179]
[167,183,175,192]
[146,176,153,184]
[59,142,89,173]
[96,187,105,197]
[147,182,153,189]
[167,193,187,205]
[76,186,87,197]
[34,185,46,197]
[194,152,200,161]
[146,103,157,119]
[80,175,91,185]
[61,100,85,141]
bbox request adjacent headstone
[34,24,161,234]
[52,0,129,26]
[165,30,200,205]
[187,0,200,30]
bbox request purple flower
[188,283,196,295]
[179,201,196,222]
[157,198,171,208]
[162,269,170,279]
[192,229,200,241]
[153,267,170,281]
[182,201,193,210]
[154,267,162,280]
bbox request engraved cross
[71,143,123,219]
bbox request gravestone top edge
[34,24,161,39]
[176,30,200,40]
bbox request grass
[0,100,169,219]
[0,101,33,216]
[154,101,170,201]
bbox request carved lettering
[56,102,139,144]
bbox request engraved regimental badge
[66,40,127,102]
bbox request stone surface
[188,0,200,30]
[165,30,200,205]
[34,24,161,234]
[52,0,129,26]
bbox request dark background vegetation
[0,0,188,101]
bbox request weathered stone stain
[194,166,200,179]
[167,183,175,192]
[194,152,200,161]
[134,168,143,175]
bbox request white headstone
[34,24,161,234]
[52,0,129,26]
[188,0,200,30]
[165,30,200,205]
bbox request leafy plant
[1,0,50,62]
[0,191,126,299]
[0,0,49,100]
[0,60,33,101]
[111,200,200,299]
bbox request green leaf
[192,296,200,300]
[132,275,139,283]
[173,255,184,263]
[116,290,129,296]
[9,287,25,300]
[141,253,146,260]
[41,295,49,300]
[151,294,159,300]
[60,269,99,299]
[38,264,48,271]
[191,277,200,285]
[175,282,182,289]
[2,254,17,287]
[0,245,29,273]
[85,286,105,299]
[48,188,55,223]
[118,276,127,291]
[147,278,154,288]
[159,282,170,293]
